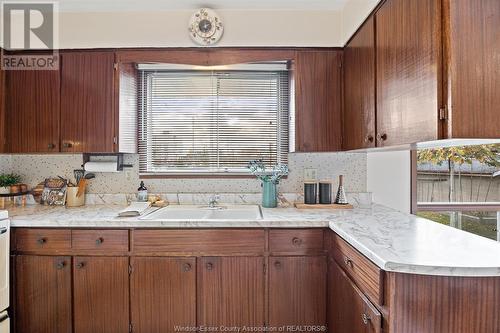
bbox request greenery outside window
[414,144,500,241]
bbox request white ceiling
[55,0,350,12]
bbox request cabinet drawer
[15,229,71,252]
[133,229,265,254]
[72,230,129,251]
[269,229,324,254]
[330,233,383,305]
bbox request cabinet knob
[47,143,56,149]
[376,133,387,141]
[95,237,104,245]
[206,262,213,271]
[76,262,85,269]
[344,257,353,268]
[56,261,66,270]
[292,237,303,246]
[37,237,46,245]
[63,142,73,148]
[365,135,374,143]
[274,261,282,269]
[183,263,192,272]
[362,313,371,325]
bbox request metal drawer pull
[274,261,282,269]
[344,257,353,267]
[0,227,7,235]
[206,263,213,271]
[56,261,66,270]
[95,237,104,245]
[183,263,192,272]
[362,313,371,325]
[292,237,303,246]
[37,237,46,245]
[76,262,85,269]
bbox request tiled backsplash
[0,152,367,194]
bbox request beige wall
[341,0,380,43]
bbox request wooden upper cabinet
[375,0,442,147]
[343,16,376,150]
[0,68,4,153]
[131,257,196,333]
[60,51,116,153]
[198,256,265,327]
[73,256,129,333]
[5,64,60,153]
[15,255,72,333]
[445,0,500,139]
[295,50,342,152]
[269,256,327,327]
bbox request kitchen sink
[140,204,262,220]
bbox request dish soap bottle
[137,181,148,202]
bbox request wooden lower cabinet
[269,256,327,328]
[130,257,196,333]
[14,255,72,333]
[328,258,381,333]
[198,256,265,328]
[73,256,129,333]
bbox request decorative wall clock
[188,8,224,46]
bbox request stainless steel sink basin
[140,204,262,220]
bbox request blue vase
[262,180,278,208]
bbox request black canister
[304,182,317,204]
[318,181,332,204]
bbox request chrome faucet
[208,194,220,208]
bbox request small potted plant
[0,173,22,194]
[248,160,288,208]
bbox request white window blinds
[138,63,290,175]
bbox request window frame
[136,63,292,177]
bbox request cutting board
[294,203,354,210]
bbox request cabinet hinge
[128,264,133,275]
[114,63,118,70]
[263,263,267,274]
[439,107,448,120]
[113,136,117,144]
[129,323,133,333]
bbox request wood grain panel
[445,0,500,138]
[342,16,376,150]
[15,229,71,253]
[133,229,265,255]
[117,62,138,153]
[60,51,115,152]
[269,229,324,254]
[198,256,265,327]
[5,64,60,153]
[295,50,343,152]
[376,0,442,146]
[388,272,500,333]
[131,257,196,333]
[0,65,5,153]
[116,49,295,66]
[15,255,72,333]
[328,258,381,333]
[73,256,129,333]
[269,256,327,327]
[330,233,383,305]
[71,229,129,252]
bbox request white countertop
[7,203,500,277]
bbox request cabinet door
[131,257,196,333]
[295,50,342,152]
[6,68,60,153]
[60,51,115,152]
[328,258,381,333]
[198,257,265,327]
[73,256,129,333]
[0,68,5,153]
[343,16,376,150]
[15,255,72,333]
[376,0,441,146]
[269,256,327,327]
[446,0,500,138]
